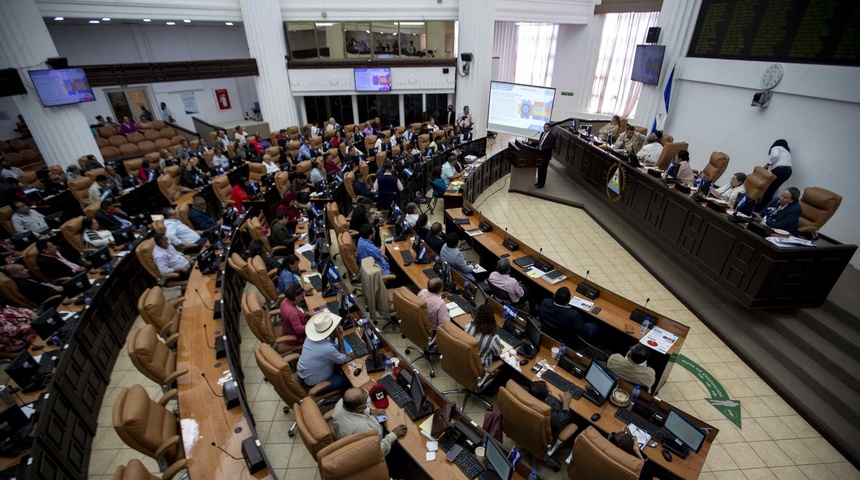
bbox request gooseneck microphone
[643,297,651,310]
[200,373,225,397]
[210,442,242,461]
[195,289,215,311]
[585,270,590,283]
[203,324,216,350]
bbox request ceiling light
[102,17,111,21]
[183,19,191,23]
[225,22,234,26]
[89,20,99,24]
[365,30,370,33]
[397,22,425,26]
[143,19,151,22]
[315,23,334,27]
[166,22,175,25]
[54,16,63,21]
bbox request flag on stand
[652,64,676,133]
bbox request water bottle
[49,334,61,346]
[83,293,92,306]
[558,342,566,358]
[632,385,641,401]
[384,355,393,376]
[640,318,650,335]
[528,470,538,480]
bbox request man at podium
[531,122,556,189]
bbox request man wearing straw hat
[297,311,350,395]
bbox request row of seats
[98,127,187,160]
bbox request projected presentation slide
[354,68,392,92]
[28,68,95,107]
[488,81,556,138]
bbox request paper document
[303,273,320,284]
[626,424,651,451]
[464,228,483,237]
[569,296,595,311]
[524,267,545,279]
[767,237,814,247]
[295,243,315,254]
[471,263,487,274]
[449,307,466,318]
[639,326,679,354]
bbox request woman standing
[756,139,792,211]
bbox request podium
[505,140,543,193]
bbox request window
[356,95,400,127]
[424,94,448,125]
[587,12,660,117]
[304,96,354,126]
[403,94,423,124]
[287,21,451,61]
[514,24,559,87]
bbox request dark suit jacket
[95,210,125,231]
[539,299,597,344]
[763,199,802,234]
[13,277,61,303]
[425,232,445,254]
[37,249,85,280]
[539,131,556,159]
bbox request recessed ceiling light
[89,20,99,24]
[143,19,151,22]
[166,22,175,25]
[315,23,334,27]
[102,17,111,21]
[225,22,234,26]
[183,19,191,23]
[397,22,425,26]
[54,16,63,21]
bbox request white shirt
[405,213,419,228]
[11,210,47,234]
[767,146,791,170]
[162,107,173,119]
[152,244,190,275]
[441,163,458,185]
[637,142,663,164]
[217,136,231,149]
[212,154,230,170]
[164,218,201,245]
[326,123,338,131]
[714,182,746,206]
[1,167,23,179]
[234,132,246,145]
[264,162,279,174]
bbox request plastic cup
[551,347,560,359]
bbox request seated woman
[430,166,447,198]
[465,304,501,364]
[81,218,114,249]
[753,187,803,234]
[0,304,38,357]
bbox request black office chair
[407,180,434,216]
[488,281,529,311]
[577,334,611,365]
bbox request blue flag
[503,304,517,321]
[327,263,340,283]
[509,446,522,467]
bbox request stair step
[779,315,860,393]
[797,308,860,360]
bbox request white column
[635,0,701,132]
[454,0,496,139]
[0,0,102,168]
[239,0,298,130]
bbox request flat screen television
[354,68,392,92]
[631,45,666,86]
[27,68,95,107]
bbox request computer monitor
[664,409,707,453]
[88,245,112,268]
[524,316,542,350]
[484,435,514,480]
[665,161,680,179]
[197,245,219,274]
[10,231,38,251]
[585,360,616,401]
[409,371,427,412]
[30,308,65,340]
[0,405,30,444]
[112,226,135,245]
[5,351,40,387]
[44,211,64,230]
[697,176,712,197]
[60,271,91,298]
[392,214,407,241]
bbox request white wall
[0,97,21,140]
[288,67,456,96]
[549,22,594,121]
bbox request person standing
[445,104,456,127]
[756,139,792,211]
[457,106,474,139]
[160,102,175,122]
[534,122,556,189]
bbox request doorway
[105,87,156,123]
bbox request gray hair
[645,133,658,144]
[496,257,511,275]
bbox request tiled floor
[86,149,859,479]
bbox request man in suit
[445,104,456,127]
[539,287,598,343]
[2,264,64,304]
[534,122,556,189]
[753,187,802,234]
[35,240,89,280]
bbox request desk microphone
[195,289,215,311]
[204,323,228,359]
[643,298,650,310]
[200,373,225,398]
[203,324,216,350]
[210,442,242,461]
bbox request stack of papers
[627,424,651,451]
[446,302,466,318]
[471,264,487,274]
[767,236,814,247]
[524,267,545,279]
[639,326,679,354]
[569,296,595,311]
[295,243,315,254]
[464,228,483,237]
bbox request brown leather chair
[61,216,90,253]
[248,216,288,256]
[498,379,579,470]
[265,146,280,158]
[248,162,267,183]
[343,171,360,203]
[296,160,313,174]
[83,202,101,219]
[22,243,57,282]
[137,140,157,154]
[160,127,177,139]
[211,175,234,206]
[136,238,189,289]
[311,136,323,150]
[0,270,61,308]
[294,397,336,459]
[68,176,94,205]
[0,206,13,235]
[144,130,162,142]
[248,255,283,308]
[275,171,291,197]
[344,124,356,136]
[332,214,357,239]
[112,458,187,480]
[154,138,172,150]
[568,426,643,480]
[85,167,107,181]
[175,202,193,229]
[124,158,145,180]
[99,125,120,138]
[364,135,378,153]
[127,324,187,391]
[436,322,504,411]
[17,171,42,189]
[286,140,301,158]
[394,288,439,377]
[655,142,689,171]
[202,150,215,170]
[701,151,730,183]
[109,135,129,147]
[658,133,674,146]
[798,187,842,234]
[120,143,141,157]
[617,117,628,134]
[151,120,166,130]
[325,201,340,228]
[227,253,255,284]
[243,293,297,354]
[417,134,430,153]
[337,232,361,287]
[287,126,300,140]
[374,152,387,169]
[157,173,180,203]
[742,166,777,202]
[113,384,185,473]
[138,287,183,338]
[317,430,388,480]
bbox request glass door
[105,87,155,122]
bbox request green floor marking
[671,354,742,428]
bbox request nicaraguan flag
[503,304,517,321]
[652,64,676,133]
[310,203,319,218]
[416,245,428,262]
[394,204,402,216]
[509,446,522,467]
[327,263,340,283]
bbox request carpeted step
[778,314,860,393]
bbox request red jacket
[231,184,249,213]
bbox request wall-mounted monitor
[631,45,665,86]
[27,68,96,107]
[0,69,27,98]
[354,68,392,92]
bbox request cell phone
[531,364,544,374]
[500,253,510,258]
[376,415,387,423]
[592,307,602,314]
[445,444,463,462]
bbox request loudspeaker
[460,52,473,62]
[478,221,492,232]
[576,282,600,300]
[646,27,661,44]
[241,437,267,474]
[45,57,68,69]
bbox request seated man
[2,264,63,303]
[35,239,88,280]
[280,284,308,349]
[244,239,281,272]
[276,255,303,295]
[211,147,230,172]
[11,201,48,235]
[404,202,420,228]
[539,287,598,343]
[88,175,111,205]
[81,154,104,172]
[188,195,219,231]
[81,218,115,249]
[529,381,574,437]
[636,133,663,165]
[753,187,802,234]
[270,211,299,251]
[349,197,375,232]
[440,233,475,282]
[296,312,350,395]
[95,200,134,231]
[352,172,376,200]
[162,207,206,253]
[425,222,445,254]
[332,387,407,456]
[488,257,529,308]
[356,224,390,275]
[607,343,656,391]
[310,160,326,186]
[417,278,449,336]
[151,232,192,281]
[104,165,125,192]
[613,125,644,154]
[441,155,462,186]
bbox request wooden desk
[443,206,689,392]
[552,129,857,308]
[176,262,275,478]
